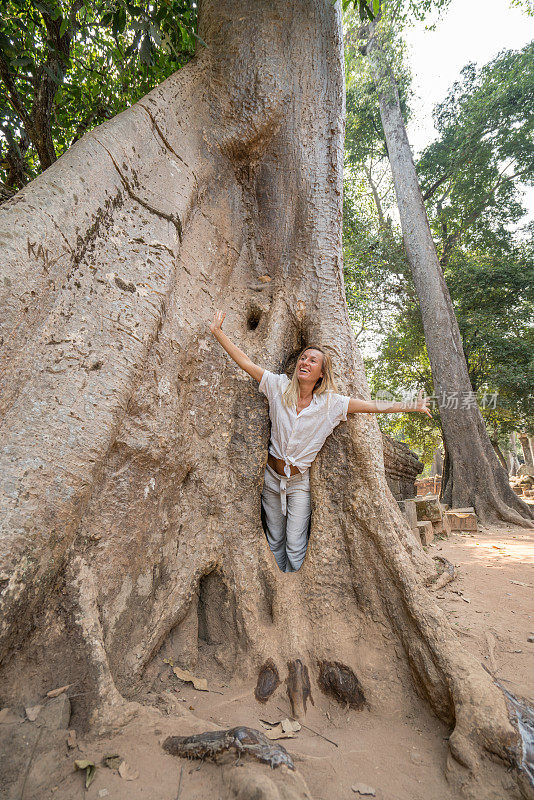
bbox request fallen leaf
[25,705,42,722]
[118,760,139,781]
[67,729,77,748]
[0,708,21,724]
[74,759,96,789]
[264,725,296,740]
[46,684,72,698]
[103,754,122,770]
[172,666,208,692]
[352,784,376,796]
[281,718,301,733]
[260,717,301,733]
[258,275,272,283]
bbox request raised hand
[210,309,226,334]
[414,388,432,418]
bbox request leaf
[11,56,34,68]
[118,760,139,780]
[172,666,208,691]
[264,724,296,740]
[352,784,376,797]
[189,29,208,48]
[139,35,153,66]
[260,717,300,740]
[46,684,72,698]
[25,705,42,721]
[59,17,69,39]
[281,717,301,733]
[74,759,96,789]
[103,754,122,769]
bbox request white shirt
[259,370,350,477]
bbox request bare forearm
[210,326,264,382]
[347,393,432,418]
[212,328,249,368]
[348,398,415,414]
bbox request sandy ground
[4,521,533,800]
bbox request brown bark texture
[362,21,534,529]
[0,2,532,798]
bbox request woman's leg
[261,467,288,572]
[284,473,311,572]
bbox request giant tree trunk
[0,2,531,798]
[361,19,533,528]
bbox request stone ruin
[382,434,423,501]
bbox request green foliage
[343,5,534,464]
[417,43,534,264]
[0,0,197,187]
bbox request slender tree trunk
[361,20,533,527]
[0,3,531,798]
[519,434,534,467]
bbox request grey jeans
[261,463,311,573]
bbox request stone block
[414,496,443,523]
[432,513,451,538]
[399,499,418,529]
[417,521,434,545]
[445,511,478,532]
[410,529,423,549]
[518,464,534,478]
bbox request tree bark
[0,2,531,797]
[361,19,533,528]
[519,434,534,467]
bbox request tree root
[163,726,295,769]
[255,659,281,703]
[429,555,456,591]
[317,660,366,710]
[286,660,314,719]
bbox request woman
[210,310,431,573]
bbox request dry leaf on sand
[260,717,301,740]
[172,666,208,692]
[118,760,139,780]
[103,754,122,770]
[25,705,42,722]
[352,785,376,797]
[74,759,96,789]
[46,684,72,698]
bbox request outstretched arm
[347,389,432,418]
[209,310,265,383]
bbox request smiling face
[296,348,324,387]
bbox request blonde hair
[282,345,338,408]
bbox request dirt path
[4,523,533,800]
[434,523,534,702]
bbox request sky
[404,0,534,221]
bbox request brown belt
[267,453,300,477]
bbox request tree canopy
[342,18,534,467]
[0,0,197,192]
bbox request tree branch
[0,53,32,132]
